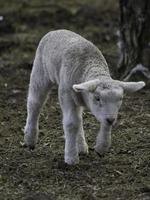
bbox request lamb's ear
[119,81,145,92]
[73,79,100,92]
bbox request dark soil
[0,1,150,200]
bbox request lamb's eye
[95,95,100,102]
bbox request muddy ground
[0,0,150,200]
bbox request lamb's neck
[82,64,111,82]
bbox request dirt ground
[0,0,150,200]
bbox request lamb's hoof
[65,156,79,165]
[78,144,89,155]
[20,141,35,150]
[23,134,37,150]
[94,145,110,156]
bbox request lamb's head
[73,79,145,125]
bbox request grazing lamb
[23,30,145,165]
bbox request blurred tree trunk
[117,0,150,82]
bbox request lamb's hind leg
[77,108,88,155]
[24,61,51,149]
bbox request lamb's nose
[106,118,115,125]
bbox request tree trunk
[117,0,150,82]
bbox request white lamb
[23,30,145,165]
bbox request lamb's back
[37,30,109,85]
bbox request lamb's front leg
[94,122,112,155]
[59,88,82,165]
[63,109,80,165]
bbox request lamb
[23,29,145,165]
